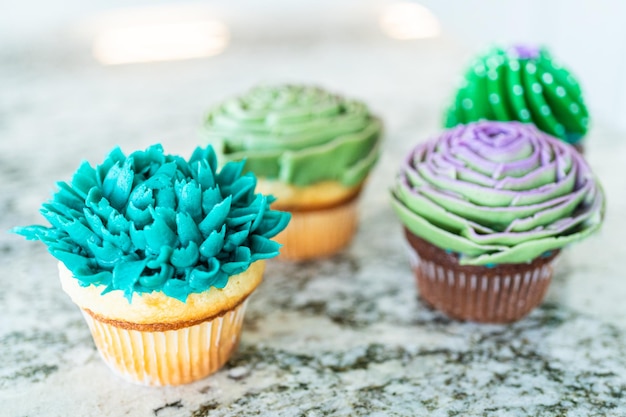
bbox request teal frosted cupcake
[445,45,589,151]
[13,144,290,385]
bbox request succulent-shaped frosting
[391,121,604,265]
[445,45,589,145]
[13,145,290,302]
[205,84,383,187]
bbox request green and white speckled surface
[1,22,626,417]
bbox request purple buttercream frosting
[509,44,541,60]
[391,121,604,265]
[433,122,567,184]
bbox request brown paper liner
[405,229,559,323]
[275,198,358,261]
[81,300,248,385]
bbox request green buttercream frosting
[13,144,291,302]
[445,45,589,145]
[204,84,383,187]
[391,121,604,266]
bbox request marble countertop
[1,27,626,417]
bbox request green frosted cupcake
[445,45,589,151]
[204,84,383,260]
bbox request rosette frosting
[13,144,291,302]
[391,121,604,265]
[445,45,589,145]
[205,84,383,187]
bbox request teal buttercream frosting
[13,144,291,302]
[204,84,383,187]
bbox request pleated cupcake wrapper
[275,198,358,261]
[81,300,248,386]
[408,246,555,323]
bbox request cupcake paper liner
[275,198,358,261]
[405,229,558,323]
[80,300,249,386]
[413,253,554,323]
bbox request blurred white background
[1,0,622,130]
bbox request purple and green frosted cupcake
[391,121,604,322]
[445,45,589,152]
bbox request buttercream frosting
[13,144,290,302]
[391,121,604,265]
[445,45,589,145]
[205,84,383,187]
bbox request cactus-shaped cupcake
[205,84,383,260]
[445,45,589,151]
[13,144,290,385]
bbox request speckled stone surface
[2,25,626,417]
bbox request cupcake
[205,84,383,261]
[13,144,290,385]
[445,45,589,152]
[391,121,604,322]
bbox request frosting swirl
[205,84,383,187]
[391,121,604,265]
[13,144,290,302]
[445,45,589,145]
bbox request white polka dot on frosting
[570,103,580,113]
[542,73,554,84]
[532,83,543,93]
[556,86,566,97]
[541,105,551,115]
[487,57,500,68]
[509,60,520,71]
[526,62,537,74]
[520,109,530,120]
[513,85,523,95]
[555,124,565,135]
[462,98,473,109]
[489,93,500,104]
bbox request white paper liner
[275,198,358,261]
[81,299,249,385]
